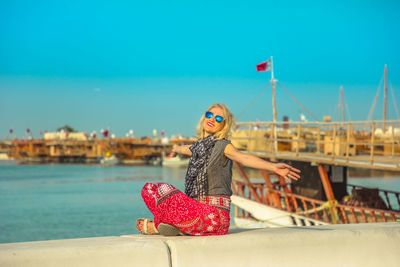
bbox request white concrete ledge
[1,223,399,267]
[166,223,400,267]
[0,236,171,267]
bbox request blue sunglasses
[205,111,224,123]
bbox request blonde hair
[196,103,235,140]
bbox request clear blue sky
[1,0,399,138]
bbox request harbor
[1,119,399,168]
[0,135,194,165]
[1,63,399,265]
[1,66,400,234]
[1,0,400,265]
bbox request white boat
[0,153,10,160]
[99,155,119,165]
[162,156,189,168]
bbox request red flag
[256,59,272,72]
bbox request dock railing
[231,120,400,171]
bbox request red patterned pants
[141,183,231,236]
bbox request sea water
[0,161,399,244]
[0,161,187,243]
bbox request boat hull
[231,195,328,228]
[162,157,189,168]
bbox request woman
[136,103,300,236]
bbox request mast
[271,57,277,123]
[270,57,278,151]
[383,64,387,131]
[340,85,345,122]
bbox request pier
[230,119,400,228]
[231,119,400,171]
[0,137,194,164]
[1,120,399,170]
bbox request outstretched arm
[224,144,301,182]
[172,144,192,156]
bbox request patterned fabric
[185,135,217,198]
[153,183,180,205]
[195,195,231,212]
[142,182,230,236]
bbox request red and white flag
[256,59,272,72]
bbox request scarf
[184,134,217,198]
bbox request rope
[295,200,337,215]
[367,74,384,120]
[334,87,351,122]
[390,83,400,120]
[277,81,320,121]
[236,83,271,119]
[335,89,342,121]
[296,199,339,223]
[345,103,352,121]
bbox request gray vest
[206,139,233,196]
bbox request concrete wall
[1,223,399,267]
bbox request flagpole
[270,56,278,152]
[271,56,277,123]
[271,56,274,81]
[383,64,387,132]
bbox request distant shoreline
[1,159,400,178]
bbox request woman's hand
[172,144,192,156]
[272,163,301,183]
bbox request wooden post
[391,124,395,157]
[248,124,252,151]
[346,123,351,162]
[231,181,238,195]
[271,122,277,153]
[296,123,301,156]
[260,170,273,189]
[370,122,375,164]
[317,126,321,154]
[260,169,279,207]
[233,161,262,203]
[317,165,338,224]
[332,124,337,160]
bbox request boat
[231,161,400,228]
[0,153,10,160]
[231,62,400,228]
[162,155,190,168]
[99,153,119,165]
[148,157,162,166]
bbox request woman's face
[203,107,225,136]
